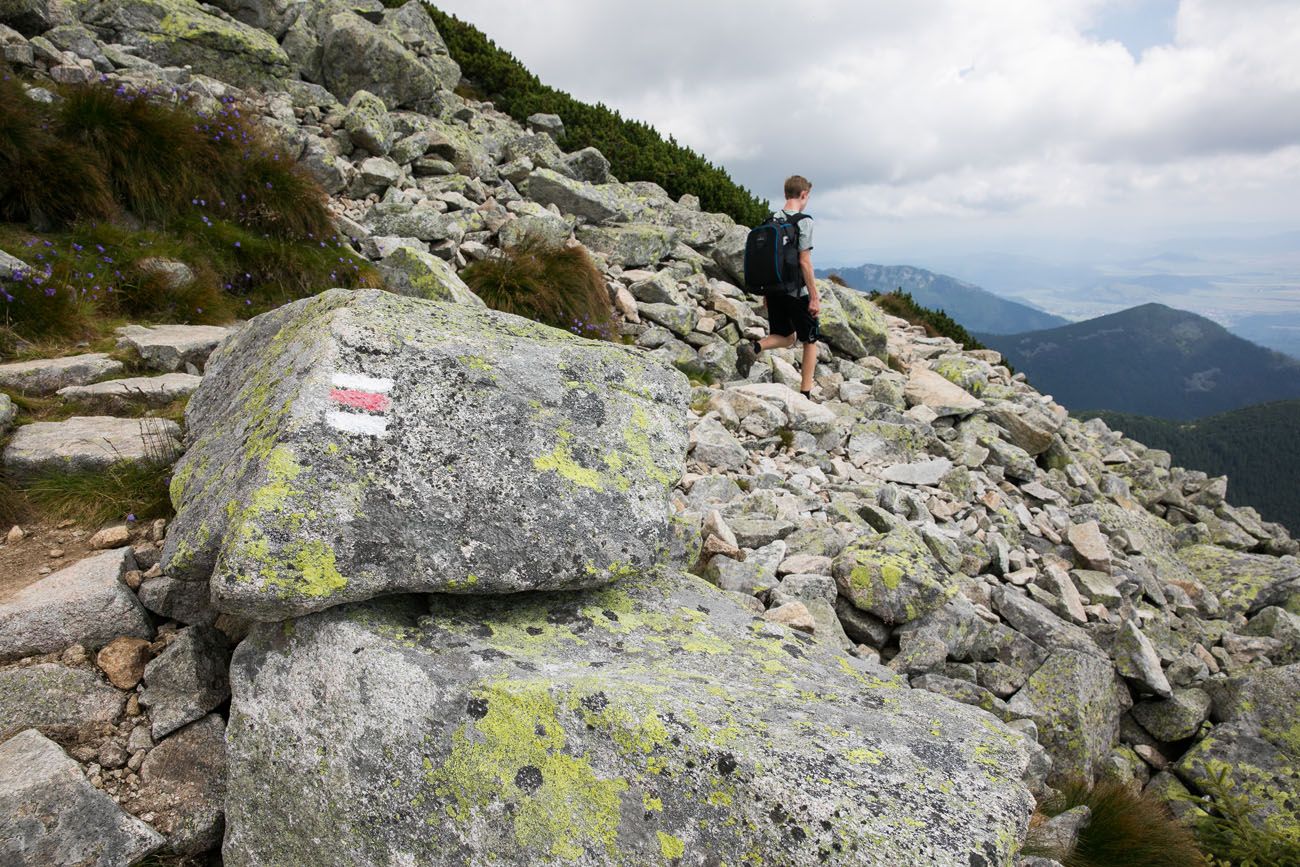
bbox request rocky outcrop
[224,574,1034,866]
[162,289,689,619]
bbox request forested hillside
[421,5,770,226]
[1079,401,1300,533]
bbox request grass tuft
[18,460,173,527]
[1024,778,1208,867]
[461,235,616,341]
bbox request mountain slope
[1077,401,1300,534]
[978,303,1300,419]
[821,263,1069,334]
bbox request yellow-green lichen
[657,831,686,859]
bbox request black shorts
[765,291,818,343]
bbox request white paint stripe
[326,411,389,437]
[331,373,394,394]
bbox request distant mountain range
[1077,401,1300,534]
[976,303,1300,420]
[819,264,1068,334]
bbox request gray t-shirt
[779,209,814,252]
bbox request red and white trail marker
[326,373,393,437]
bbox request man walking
[737,175,821,399]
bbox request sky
[430,1,1300,267]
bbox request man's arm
[800,251,819,315]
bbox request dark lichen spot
[969,854,988,867]
[582,692,609,713]
[717,753,737,776]
[472,624,493,639]
[467,698,489,719]
[602,609,619,622]
[781,644,804,659]
[791,827,807,841]
[514,765,543,793]
[526,626,545,636]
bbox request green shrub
[462,236,616,340]
[854,279,989,355]
[421,7,770,226]
[1187,764,1300,867]
[1024,778,1208,867]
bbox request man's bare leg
[800,341,818,394]
[758,333,797,352]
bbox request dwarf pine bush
[462,236,617,341]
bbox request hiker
[737,175,821,399]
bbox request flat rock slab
[0,663,125,741]
[2,416,181,479]
[0,729,164,865]
[0,547,152,661]
[58,372,203,409]
[115,324,237,372]
[162,289,689,620]
[904,367,984,417]
[1177,544,1300,616]
[881,457,953,486]
[223,572,1033,866]
[0,352,124,395]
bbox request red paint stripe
[329,389,390,412]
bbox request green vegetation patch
[849,281,990,356]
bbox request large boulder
[0,663,125,742]
[1176,545,1300,616]
[162,289,689,620]
[0,547,153,661]
[80,0,292,87]
[0,729,164,865]
[0,351,123,395]
[1177,664,1300,839]
[223,573,1034,866]
[115,323,235,372]
[825,281,889,360]
[833,523,958,625]
[522,168,646,224]
[317,5,446,108]
[576,223,678,269]
[377,246,485,306]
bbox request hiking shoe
[735,339,758,378]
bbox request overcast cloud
[431,0,1300,264]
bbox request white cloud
[431,0,1300,261]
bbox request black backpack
[743,211,809,295]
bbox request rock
[314,5,446,107]
[89,525,131,549]
[904,367,983,417]
[823,282,889,360]
[115,323,235,372]
[990,586,1100,657]
[205,0,303,39]
[96,636,152,690]
[2,416,181,479]
[378,246,485,306]
[881,457,952,487]
[1177,664,1300,835]
[140,625,230,740]
[57,372,203,410]
[1034,806,1091,855]
[523,168,644,224]
[694,340,738,382]
[1242,606,1300,664]
[1131,688,1211,743]
[704,540,785,595]
[137,574,217,626]
[366,203,470,241]
[136,256,195,290]
[576,223,677,268]
[1112,620,1173,698]
[130,714,228,856]
[342,88,393,155]
[0,547,152,661]
[566,146,611,184]
[983,438,1038,482]
[0,663,124,741]
[0,729,164,865]
[763,600,815,633]
[162,289,688,619]
[835,596,892,647]
[689,416,748,471]
[730,382,836,434]
[526,112,563,136]
[727,517,795,550]
[1176,544,1300,616]
[81,0,291,87]
[0,0,50,36]
[1007,649,1126,786]
[1067,521,1112,573]
[0,352,124,395]
[833,524,957,625]
[223,575,1034,866]
[638,301,698,337]
[987,404,1062,457]
[0,392,14,432]
[1071,569,1122,607]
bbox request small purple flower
[234,241,241,248]
[127,513,136,522]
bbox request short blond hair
[784,175,812,199]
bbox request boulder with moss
[223,572,1034,866]
[832,521,959,625]
[161,288,689,620]
[1175,544,1300,616]
[377,246,485,306]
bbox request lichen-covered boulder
[1007,649,1127,786]
[826,281,889,360]
[1177,664,1300,839]
[832,523,958,625]
[522,168,647,224]
[576,223,678,269]
[1176,544,1300,616]
[162,289,688,620]
[223,572,1034,866]
[80,0,292,88]
[377,246,485,307]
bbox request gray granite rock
[377,245,485,306]
[0,352,123,395]
[1131,688,1211,743]
[2,416,181,479]
[833,523,957,625]
[130,713,227,856]
[689,416,749,471]
[0,547,152,661]
[140,625,231,739]
[162,289,688,619]
[0,663,124,741]
[115,323,235,372]
[0,729,164,865]
[57,372,202,410]
[881,457,952,486]
[222,574,1034,866]
[1112,620,1173,699]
